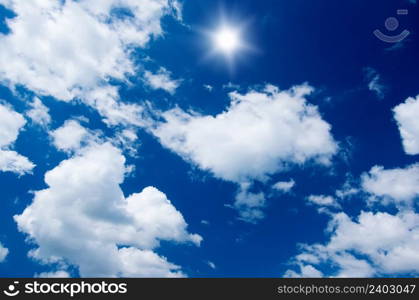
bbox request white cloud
[203,84,213,92]
[394,95,419,155]
[207,261,216,269]
[0,243,8,262]
[284,211,419,277]
[51,120,140,158]
[144,67,181,94]
[152,84,337,222]
[0,0,180,126]
[114,128,140,157]
[35,270,70,278]
[307,195,340,208]
[286,163,419,277]
[50,120,92,153]
[26,97,51,127]
[0,150,35,175]
[362,164,419,207]
[284,264,323,278]
[0,102,26,147]
[364,68,385,99]
[0,103,34,175]
[14,142,202,277]
[233,183,266,223]
[153,84,337,183]
[272,179,295,193]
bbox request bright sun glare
[213,26,241,55]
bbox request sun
[198,12,255,72]
[212,26,242,55]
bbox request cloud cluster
[0,103,34,175]
[0,0,179,126]
[285,163,419,277]
[15,131,202,277]
[285,211,419,277]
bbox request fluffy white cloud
[394,95,419,155]
[0,103,34,175]
[0,0,179,126]
[307,195,340,208]
[50,120,92,153]
[144,67,181,94]
[273,179,295,193]
[152,84,337,221]
[284,211,419,277]
[362,164,419,207]
[0,243,8,262]
[26,97,51,127]
[14,142,202,277]
[152,84,337,183]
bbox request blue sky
[0,0,419,278]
